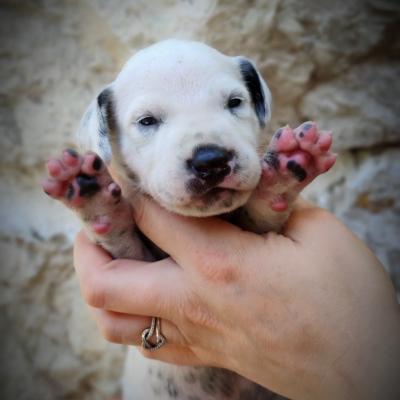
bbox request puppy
[43,39,336,399]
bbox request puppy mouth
[200,186,235,199]
[185,172,247,211]
[158,171,256,216]
[185,175,237,198]
[188,185,238,212]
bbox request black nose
[189,145,233,182]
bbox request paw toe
[81,152,105,175]
[273,126,298,152]
[47,150,83,181]
[294,121,318,143]
[62,148,82,168]
[316,153,337,173]
[316,131,333,152]
[46,158,64,179]
[42,178,64,198]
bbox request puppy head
[79,40,271,216]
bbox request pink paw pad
[92,216,112,235]
[270,194,288,212]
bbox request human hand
[74,199,400,400]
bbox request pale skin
[74,198,400,400]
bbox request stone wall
[0,0,399,398]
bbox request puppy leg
[42,149,151,260]
[239,122,336,233]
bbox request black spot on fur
[151,385,162,396]
[264,150,279,170]
[299,131,304,137]
[97,87,119,157]
[76,174,101,197]
[239,383,276,399]
[239,59,267,127]
[105,96,117,134]
[166,377,179,398]
[123,164,139,184]
[199,368,235,397]
[184,371,197,384]
[156,369,163,379]
[97,88,115,136]
[186,178,207,195]
[98,89,141,187]
[287,160,307,182]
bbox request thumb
[281,199,346,245]
[133,195,245,267]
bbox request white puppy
[79,40,271,217]
[43,39,336,399]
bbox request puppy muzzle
[186,144,235,191]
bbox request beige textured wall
[1,1,399,399]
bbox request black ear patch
[239,59,267,128]
[97,87,118,138]
[96,87,118,157]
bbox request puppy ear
[75,85,116,163]
[237,58,271,128]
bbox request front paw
[42,149,123,234]
[258,122,337,212]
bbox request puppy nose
[189,145,233,181]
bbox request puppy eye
[138,116,159,126]
[227,97,242,109]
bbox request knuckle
[183,296,217,330]
[195,248,238,285]
[138,347,159,360]
[99,319,122,344]
[81,273,107,308]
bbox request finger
[91,309,205,366]
[281,200,344,244]
[133,196,248,268]
[74,230,184,320]
[137,343,203,367]
[91,308,187,347]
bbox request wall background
[0,0,399,399]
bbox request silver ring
[141,317,166,351]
